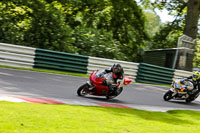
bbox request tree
[0,0,149,62]
[193,40,200,67]
[150,22,183,49]
[110,0,148,62]
[140,0,200,40]
[72,27,126,60]
[184,0,200,39]
[0,1,31,44]
[144,11,161,38]
[140,0,200,70]
[60,0,149,62]
[23,0,77,53]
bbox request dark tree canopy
[0,0,148,62]
[184,0,200,39]
[141,0,200,40]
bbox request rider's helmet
[112,63,123,75]
[192,71,200,81]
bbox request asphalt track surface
[0,67,200,110]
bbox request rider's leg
[172,89,178,97]
[87,81,95,92]
[107,84,113,95]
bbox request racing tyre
[106,87,123,100]
[185,97,194,103]
[185,91,200,103]
[115,87,123,96]
[77,83,89,96]
[106,95,116,100]
[185,98,193,103]
[163,90,173,101]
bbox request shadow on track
[163,99,200,107]
[167,100,200,105]
[77,95,128,104]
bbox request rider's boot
[172,90,177,97]
[107,84,114,96]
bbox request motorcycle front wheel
[163,90,173,101]
[77,83,90,96]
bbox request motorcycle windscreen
[174,82,182,89]
[103,73,114,85]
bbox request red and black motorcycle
[77,70,132,99]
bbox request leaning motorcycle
[163,79,200,103]
[77,70,132,99]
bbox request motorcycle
[77,70,132,99]
[163,79,200,103]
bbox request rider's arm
[197,80,200,91]
[96,68,112,77]
[185,76,193,80]
[104,68,112,73]
[179,76,192,83]
[100,68,112,75]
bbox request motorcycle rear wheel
[106,87,123,100]
[185,91,200,103]
[185,98,194,103]
[77,83,90,96]
[163,90,173,101]
[185,95,195,103]
[106,95,116,99]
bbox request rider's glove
[117,79,121,82]
[116,79,122,85]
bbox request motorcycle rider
[97,63,124,95]
[184,71,200,96]
[172,71,200,97]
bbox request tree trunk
[183,0,200,39]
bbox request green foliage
[1,0,199,64]
[62,0,148,61]
[0,1,31,44]
[144,11,161,38]
[142,10,161,51]
[140,0,187,50]
[0,0,148,62]
[23,0,77,53]
[110,0,148,61]
[193,40,200,68]
[151,23,183,49]
[72,27,126,60]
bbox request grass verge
[0,101,199,133]
[0,65,89,78]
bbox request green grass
[0,65,89,78]
[0,101,200,133]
